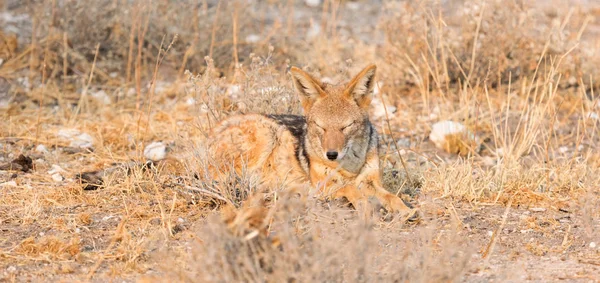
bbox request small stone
[144,142,167,161]
[91,90,111,105]
[371,98,396,120]
[35,144,48,154]
[58,129,94,149]
[304,0,321,7]
[245,34,261,43]
[529,207,546,212]
[48,164,66,175]
[0,181,17,187]
[51,173,63,182]
[430,120,480,155]
[185,97,196,105]
[590,242,597,249]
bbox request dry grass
[1,0,600,281]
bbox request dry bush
[177,193,472,283]
[379,0,598,92]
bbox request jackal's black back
[265,114,310,173]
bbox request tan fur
[206,64,411,213]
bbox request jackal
[207,64,411,213]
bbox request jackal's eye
[341,122,355,131]
[312,121,324,131]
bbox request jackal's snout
[323,129,345,161]
[326,151,338,160]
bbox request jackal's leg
[336,170,411,213]
[331,184,369,210]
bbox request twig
[482,195,513,260]
[377,82,414,188]
[183,185,231,205]
[73,43,100,119]
[208,0,222,59]
[86,218,126,280]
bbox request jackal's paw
[385,195,411,212]
[385,196,420,222]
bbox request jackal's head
[290,64,377,162]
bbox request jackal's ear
[345,64,376,109]
[290,67,325,111]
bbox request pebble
[529,207,546,212]
[51,173,63,182]
[144,142,167,161]
[429,120,480,155]
[58,129,94,149]
[91,90,111,105]
[0,181,17,187]
[371,98,397,120]
[35,144,48,154]
[304,0,321,7]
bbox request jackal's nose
[326,151,338,160]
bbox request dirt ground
[1,0,600,282]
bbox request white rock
[306,21,321,38]
[495,147,505,157]
[91,90,111,105]
[346,2,360,10]
[51,173,63,182]
[430,121,465,141]
[430,121,464,149]
[529,207,546,212]
[0,181,17,187]
[48,165,66,182]
[35,144,48,154]
[371,98,397,119]
[558,146,569,154]
[304,0,321,7]
[144,142,167,161]
[586,112,599,120]
[245,34,261,43]
[48,164,66,175]
[58,129,94,148]
[71,133,94,148]
[185,97,196,105]
[153,81,169,95]
[429,120,480,154]
[17,77,30,89]
[590,242,597,249]
[199,104,210,113]
[58,128,80,139]
[127,88,136,96]
[227,84,241,97]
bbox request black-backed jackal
[207,64,412,214]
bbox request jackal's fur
[207,64,410,213]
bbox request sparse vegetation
[1,0,599,281]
